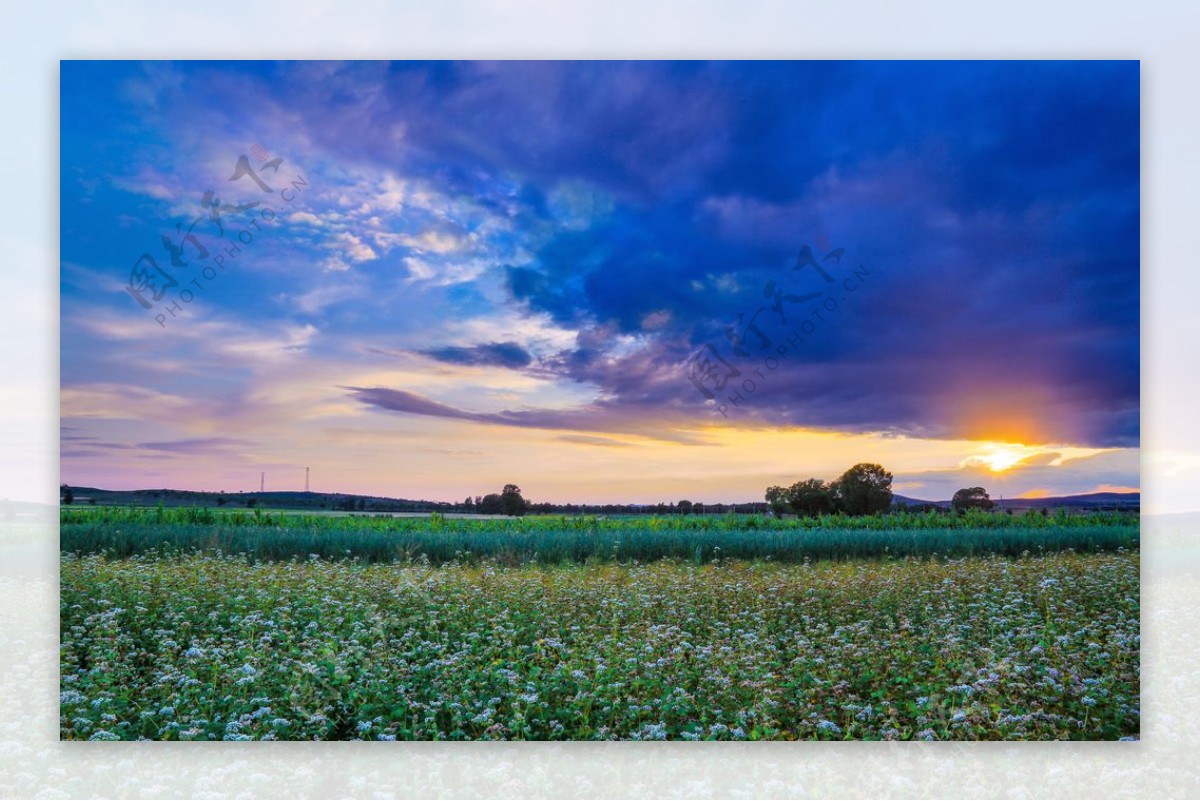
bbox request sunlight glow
[962,443,1044,473]
[979,447,1027,472]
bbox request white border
[3,1,1198,797]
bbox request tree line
[765,464,997,517]
[61,476,999,518]
[766,463,894,517]
[459,487,765,517]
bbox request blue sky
[59,60,1139,502]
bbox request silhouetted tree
[831,463,893,515]
[677,499,694,515]
[499,484,527,517]
[765,485,789,516]
[479,493,503,514]
[785,478,835,517]
[951,486,994,512]
[61,485,74,505]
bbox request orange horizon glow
[59,411,1138,505]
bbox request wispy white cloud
[289,211,323,226]
[331,231,377,263]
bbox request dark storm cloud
[283,61,1138,447]
[342,386,709,445]
[420,341,533,369]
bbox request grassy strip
[60,519,1138,563]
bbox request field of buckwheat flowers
[60,544,1139,741]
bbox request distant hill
[892,491,1139,510]
[59,486,453,513]
[56,486,772,516]
[58,485,1139,514]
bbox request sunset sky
[59,60,1139,504]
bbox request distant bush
[952,487,994,512]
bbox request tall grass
[60,506,1138,564]
[60,504,1137,531]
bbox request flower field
[60,548,1139,741]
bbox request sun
[967,444,1033,473]
[981,447,1026,472]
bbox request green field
[60,506,1138,563]
[59,509,1139,741]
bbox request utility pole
[260,472,265,493]
[305,467,310,493]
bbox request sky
[59,60,1140,504]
